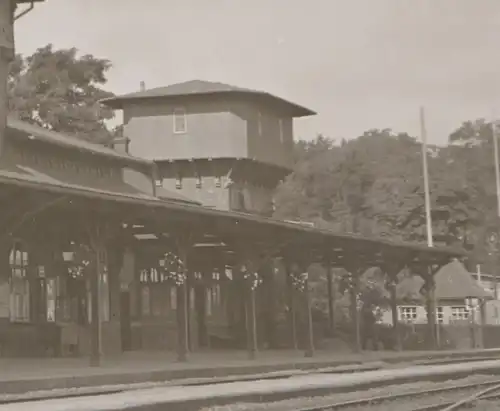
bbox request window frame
[173,107,187,134]
[399,305,417,323]
[435,306,444,324]
[451,305,470,321]
[278,118,284,143]
[257,111,263,136]
[139,268,177,318]
[9,245,30,323]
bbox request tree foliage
[274,120,500,311]
[8,44,116,143]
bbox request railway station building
[0,1,466,366]
[0,83,463,365]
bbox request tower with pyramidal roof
[102,80,315,215]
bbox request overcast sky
[14,0,500,145]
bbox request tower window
[173,107,187,134]
[257,111,263,136]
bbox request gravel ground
[199,374,499,411]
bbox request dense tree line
[274,124,499,269]
[273,121,500,319]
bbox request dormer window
[173,107,187,134]
[257,111,263,136]
[278,118,284,143]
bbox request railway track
[3,358,500,410]
[3,355,488,405]
[292,379,500,411]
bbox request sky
[13,0,500,145]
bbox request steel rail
[410,392,500,411]
[294,378,500,411]
[440,381,500,410]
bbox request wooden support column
[284,261,298,350]
[303,269,314,358]
[246,277,258,360]
[389,279,401,351]
[186,270,193,352]
[173,234,193,363]
[347,270,361,353]
[107,244,124,324]
[86,220,123,366]
[290,258,314,358]
[194,271,208,348]
[423,268,437,350]
[479,300,487,349]
[325,259,336,337]
[228,241,262,359]
[90,248,104,366]
[86,222,114,367]
[384,262,403,351]
[261,262,277,349]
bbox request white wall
[380,304,482,326]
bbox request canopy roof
[0,164,466,268]
[0,117,466,267]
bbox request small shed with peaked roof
[434,260,492,300]
[383,260,493,327]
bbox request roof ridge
[100,79,316,117]
[6,117,152,166]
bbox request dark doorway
[120,291,132,351]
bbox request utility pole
[420,107,440,348]
[491,119,500,300]
[420,107,433,249]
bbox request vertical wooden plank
[326,260,335,336]
[389,280,401,351]
[174,236,191,362]
[349,274,361,353]
[186,273,192,352]
[246,284,258,360]
[385,263,402,352]
[176,280,188,361]
[303,271,314,358]
[285,261,298,350]
[424,274,437,350]
[89,249,102,367]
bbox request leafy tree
[8,44,116,143]
[445,119,500,265]
[274,129,422,237]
